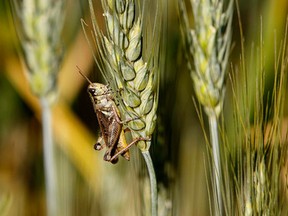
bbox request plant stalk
[142,150,158,216]
[208,114,222,215]
[41,98,57,216]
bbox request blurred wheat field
[0,0,287,216]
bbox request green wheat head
[12,0,65,98]
[179,0,233,117]
[85,0,163,151]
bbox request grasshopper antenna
[76,66,93,85]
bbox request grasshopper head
[87,83,113,109]
[87,83,109,97]
[77,67,110,98]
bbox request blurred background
[0,0,287,215]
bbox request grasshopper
[78,69,143,163]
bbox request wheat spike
[12,0,65,98]
[86,0,162,151]
[180,0,233,117]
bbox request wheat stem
[209,114,222,215]
[141,142,157,216]
[41,98,57,216]
[142,150,158,216]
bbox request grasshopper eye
[88,88,96,95]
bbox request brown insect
[78,69,143,163]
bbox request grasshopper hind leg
[94,135,105,151]
[103,149,119,164]
[96,136,119,163]
[94,143,102,151]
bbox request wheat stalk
[84,0,164,215]
[11,0,65,215]
[179,0,233,214]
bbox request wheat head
[179,0,233,117]
[86,0,162,151]
[12,0,65,98]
